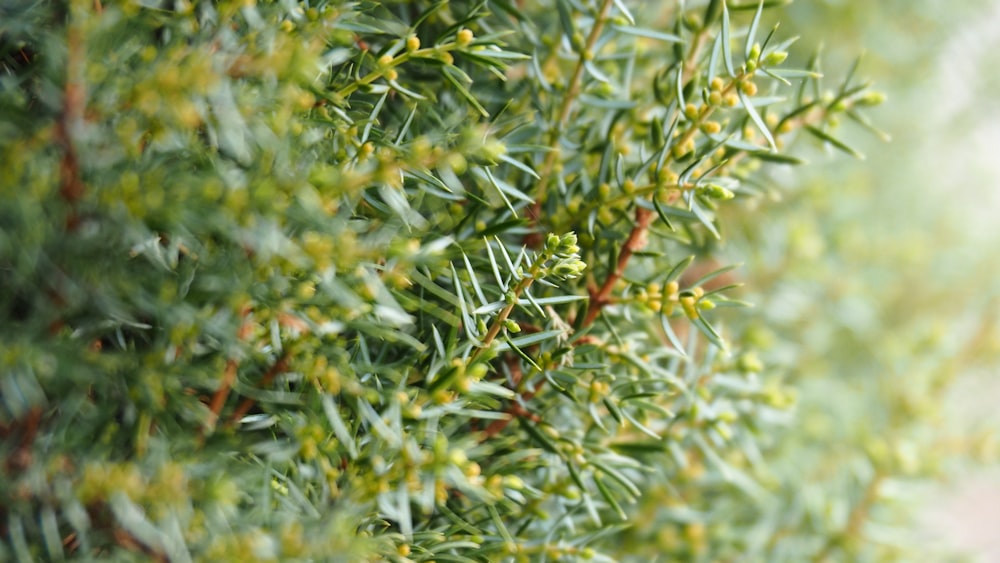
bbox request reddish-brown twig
[227,354,290,425]
[582,207,656,326]
[203,306,252,433]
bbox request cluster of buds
[543,232,587,280]
[634,281,715,319]
[634,280,680,314]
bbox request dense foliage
[4,1,988,561]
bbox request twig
[112,527,168,563]
[227,354,290,425]
[57,2,87,228]
[581,206,656,327]
[203,305,252,434]
[527,0,617,228]
[2,407,42,473]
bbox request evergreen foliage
[3,1,982,561]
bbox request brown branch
[112,527,168,563]
[202,305,252,434]
[227,354,290,425]
[57,4,87,228]
[582,206,656,327]
[2,407,42,474]
[527,0,618,232]
[205,359,238,431]
[479,355,548,440]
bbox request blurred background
[739,0,1000,559]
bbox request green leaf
[521,420,560,454]
[805,124,865,158]
[748,150,805,165]
[610,24,682,43]
[846,109,892,142]
[593,475,628,521]
[692,314,727,350]
[689,263,741,288]
[495,329,565,351]
[721,1,736,77]
[556,0,576,41]
[461,252,489,307]
[322,395,359,459]
[452,263,484,346]
[664,255,695,284]
[589,459,642,498]
[441,66,489,118]
[745,0,764,59]
[660,314,688,356]
[738,88,777,151]
[728,0,791,8]
[467,381,516,399]
[611,0,636,25]
[708,31,723,84]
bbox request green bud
[559,231,580,255]
[469,139,507,165]
[738,352,763,373]
[504,319,521,333]
[763,51,788,66]
[545,232,561,252]
[550,258,587,280]
[698,184,735,200]
[857,91,887,106]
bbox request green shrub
[4,1,968,561]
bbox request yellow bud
[666,281,679,297]
[680,296,698,319]
[456,28,474,46]
[406,35,421,51]
[360,141,375,157]
[377,54,394,67]
[740,80,757,96]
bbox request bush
[4,1,960,561]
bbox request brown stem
[112,527,168,563]
[479,356,547,440]
[227,354,290,425]
[582,206,656,327]
[2,407,42,473]
[57,3,87,228]
[203,306,252,434]
[527,0,617,227]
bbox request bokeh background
[741,0,1000,559]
